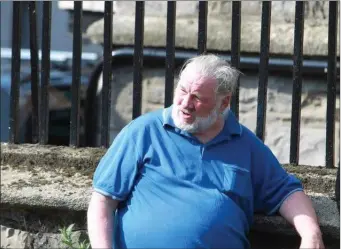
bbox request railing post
[230,1,241,119]
[198,1,208,55]
[325,1,338,168]
[256,1,271,142]
[9,2,22,144]
[70,1,83,147]
[289,1,305,165]
[132,1,145,120]
[28,1,40,144]
[39,1,52,145]
[164,1,176,108]
[101,1,113,148]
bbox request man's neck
[192,117,225,144]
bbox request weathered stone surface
[33,230,87,249]
[32,233,62,249]
[1,161,336,212]
[1,225,88,249]
[1,164,92,211]
[110,1,331,23]
[62,1,332,24]
[0,143,105,177]
[86,1,339,56]
[1,143,338,201]
[253,194,339,239]
[1,225,33,249]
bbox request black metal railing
[198,1,208,55]
[290,1,305,166]
[28,1,40,144]
[9,2,22,144]
[6,1,339,168]
[101,1,113,148]
[132,2,145,121]
[164,1,176,108]
[230,1,241,119]
[70,1,83,147]
[256,1,271,142]
[39,1,52,145]
[326,0,338,168]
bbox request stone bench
[1,143,339,248]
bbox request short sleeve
[92,123,142,201]
[251,142,303,215]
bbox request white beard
[172,104,221,133]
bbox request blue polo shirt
[93,106,303,249]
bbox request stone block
[1,225,33,249]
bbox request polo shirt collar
[162,105,242,139]
[162,105,176,128]
[223,109,242,137]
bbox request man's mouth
[181,110,193,118]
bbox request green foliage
[59,224,91,249]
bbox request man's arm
[279,191,325,249]
[87,191,120,249]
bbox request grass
[59,224,91,249]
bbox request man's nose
[182,94,193,109]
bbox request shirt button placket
[201,145,205,158]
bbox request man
[88,54,324,248]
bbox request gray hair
[178,54,241,96]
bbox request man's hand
[300,233,325,249]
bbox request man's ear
[219,94,232,112]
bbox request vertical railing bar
[198,1,208,55]
[325,1,338,168]
[164,1,176,108]
[9,1,22,144]
[256,1,271,141]
[230,1,241,119]
[132,1,145,119]
[39,1,52,145]
[289,1,305,165]
[101,1,113,148]
[28,1,40,144]
[70,1,83,147]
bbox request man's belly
[113,172,250,249]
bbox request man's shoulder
[238,124,277,161]
[127,108,165,131]
[238,124,268,150]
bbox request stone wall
[84,1,340,167]
[113,1,330,22]
[86,1,340,56]
[94,66,340,167]
[61,1,333,24]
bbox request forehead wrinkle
[178,68,218,100]
[180,70,216,88]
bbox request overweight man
[87,54,324,249]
